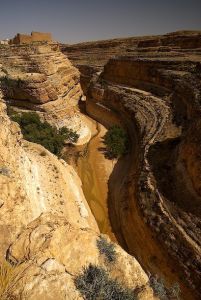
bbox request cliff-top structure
[9,31,52,45]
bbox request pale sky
[0,0,200,43]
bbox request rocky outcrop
[85,54,201,299]
[4,213,154,300]
[1,31,201,299]
[0,43,82,112]
[0,59,155,299]
[0,99,98,258]
[62,30,201,92]
[62,32,201,298]
[0,43,92,144]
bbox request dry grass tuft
[0,260,19,299]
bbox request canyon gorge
[0,30,201,299]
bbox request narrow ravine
[76,116,117,241]
[73,109,195,300]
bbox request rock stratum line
[63,31,201,299]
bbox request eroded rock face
[62,30,201,93]
[1,31,201,299]
[5,213,155,300]
[63,32,201,298]
[0,83,154,298]
[0,99,98,258]
[85,54,201,299]
[0,43,82,111]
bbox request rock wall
[62,30,201,95]
[0,99,98,256]
[0,44,82,112]
[86,54,201,299]
[0,97,156,300]
[0,44,156,299]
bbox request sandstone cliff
[0,43,156,299]
[1,31,201,299]
[85,52,201,299]
[0,98,155,300]
[0,99,98,256]
[62,30,201,94]
[0,43,82,115]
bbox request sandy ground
[76,116,117,241]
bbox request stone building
[10,32,52,45]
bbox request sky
[0,0,200,44]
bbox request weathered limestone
[5,213,155,300]
[62,30,201,93]
[0,43,82,111]
[0,43,156,299]
[0,99,98,258]
[84,54,201,299]
[0,30,201,299]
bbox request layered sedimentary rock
[0,99,98,256]
[61,32,201,298]
[1,31,201,299]
[85,54,201,299]
[0,43,93,144]
[0,94,154,299]
[0,43,156,299]
[0,43,82,112]
[4,213,154,300]
[62,30,201,92]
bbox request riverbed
[76,116,117,241]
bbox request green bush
[10,111,79,157]
[97,236,116,263]
[103,125,128,158]
[74,264,136,300]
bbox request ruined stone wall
[10,32,52,45]
[11,34,32,45]
[31,32,52,43]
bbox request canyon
[0,30,200,299]
[63,30,201,299]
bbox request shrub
[6,106,17,116]
[167,283,180,299]
[149,275,180,300]
[149,276,167,299]
[74,264,136,300]
[59,127,79,143]
[97,236,116,263]
[0,76,14,87]
[10,111,79,157]
[103,125,128,159]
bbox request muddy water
[76,117,116,241]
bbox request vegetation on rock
[75,263,136,300]
[103,125,128,158]
[9,110,79,156]
[149,275,180,300]
[97,236,116,263]
[0,261,18,299]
